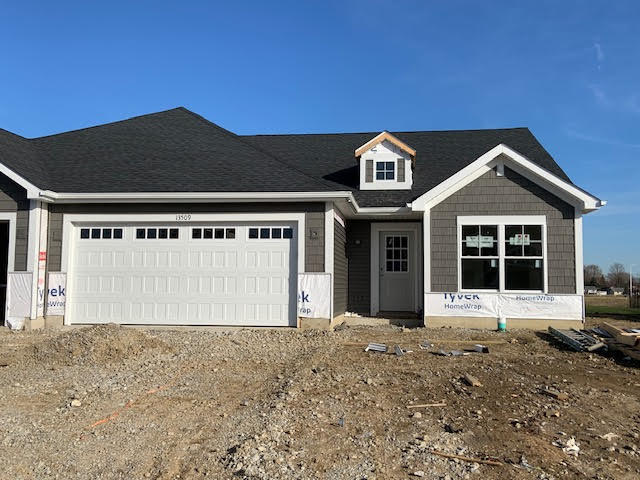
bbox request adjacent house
[0,108,604,330]
[609,287,625,296]
[584,285,598,295]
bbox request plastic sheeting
[425,292,583,320]
[297,273,331,319]
[6,272,32,329]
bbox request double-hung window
[375,161,395,180]
[458,217,546,292]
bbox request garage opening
[67,222,298,327]
[0,222,9,325]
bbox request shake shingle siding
[0,175,29,270]
[431,166,575,293]
[333,219,347,316]
[304,211,325,272]
[346,220,371,315]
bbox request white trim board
[0,164,41,198]
[324,202,334,320]
[410,144,604,213]
[0,211,17,273]
[370,222,422,316]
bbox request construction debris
[407,402,447,409]
[419,341,434,350]
[463,373,482,387]
[541,388,569,401]
[429,449,502,466]
[561,437,580,456]
[364,343,387,353]
[394,345,405,356]
[547,327,606,352]
[601,322,640,347]
[473,344,489,353]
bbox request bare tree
[607,263,629,288]
[584,264,605,287]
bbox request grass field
[585,294,640,319]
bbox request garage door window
[192,227,236,239]
[80,227,124,239]
[248,227,293,239]
[137,227,179,239]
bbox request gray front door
[379,231,414,311]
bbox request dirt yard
[0,320,639,480]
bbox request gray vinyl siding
[431,166,576,293]
[333,219,347,317]
[365,160,373,182]
[0,175,29,270]
[304,211,325,272]
[346,220,371,315]
[47,202,325,273]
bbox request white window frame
[375,160,396,181]
[457,215,548,294]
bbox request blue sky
[1,1,638,271]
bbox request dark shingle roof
[0,107,572,207]
[242,128,571,207]
[29,108,332,193]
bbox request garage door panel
[69,223,296,326]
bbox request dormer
[355,131,415,190]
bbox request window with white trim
[460,225,499,290]
[459,219,546,292]
[504,225,543,291]
[375,161,395,180]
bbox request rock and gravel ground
[0,319,638,479]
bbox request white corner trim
[423,210,431,293]
[411,144,604,213]
[574,210,584,296]
[325,202,335,319]
[28,201,43,319]
[370,222,422,316]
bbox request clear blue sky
[1,1,638,272]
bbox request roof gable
[354,131,416,161]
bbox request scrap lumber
[463,374,482,387]
[541,388,569,401]
[429,449,502,466]
[407,402,447,409]
[601,323,640,347]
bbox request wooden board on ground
[601,322,640,347]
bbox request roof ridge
[241,127,530,138]
[177,107,339,191]
[29,107,186,141]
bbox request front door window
[385,235,408,272]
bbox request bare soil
[0,319,638,479]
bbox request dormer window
[376,161,395,180]
[355,131,416,191]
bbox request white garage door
[67,222,297,326]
